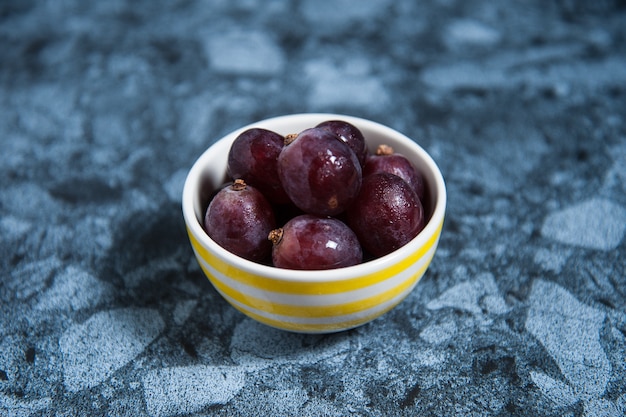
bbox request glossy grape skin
[277,127,362,216]
[204,180,276,262]
[270,215,362,270]
[316,120,368,167]
[363,145,425,201]
[227,128,290,204]
[347,172,425,257]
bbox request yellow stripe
[199,251,434,318]
[188,218,443,295]
[229,292,408,333]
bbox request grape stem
[268,228,284,245]
[284,133,298,146]
[232,179,247,191]
[376,144,394,155]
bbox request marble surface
[1,1,626,416]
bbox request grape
[227,128,290,204]
[316,120,368,166]
[277,127,362,216]
[347,172,425,257]
[204,179,276,262]
[269,215,362,270]
[363,144,425,201]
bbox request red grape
[347,172,425,257]
[277,127,362,216]
[204,180,276,262]
[269,215,362,270]
[316,120,368,167]
[227,128,290,204]
[363,144,425,201]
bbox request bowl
[182,113,446,333]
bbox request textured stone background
[1,1,626,416]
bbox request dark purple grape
[204,179,276,262]
[269,215,362,270]
[363,144,425,201]
[227,128,290,204]
[277,127,362,216]
[347,172,425,257]
[316,120,368,167]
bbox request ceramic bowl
[182,113,446,333]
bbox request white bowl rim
[182,113,446,283]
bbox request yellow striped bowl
[182,114,446,333]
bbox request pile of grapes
[203,120,427,270]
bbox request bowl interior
[183,113,446,281]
